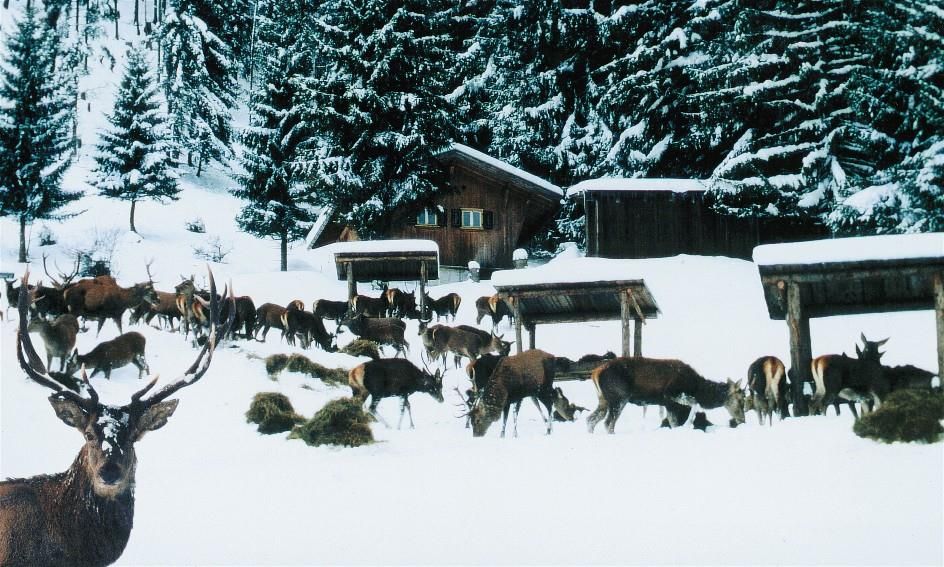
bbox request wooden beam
[786,281,812,416]
[527,322,536,350]
[935,272,944,383]
[419,261,428,320]
[346,262,356,301]
[495,281,647,297]
[634,318,643,357]
[620,291,631,357]
[512,297,523,354]
[626,288,646,322]
[509,312,660,325]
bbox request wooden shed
[569,178,826,260]
[308,144,562,275]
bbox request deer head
[16,268,233,499]
[420,360,444,402]
[725,379,746,426]
[42,253,80,289]
[856,333,888,362]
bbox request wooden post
[346,262,356,301]
[620,290,631,357]
[512,297,523,354]
[786,281,812,416]
[934,272,944,383]
[419,261,428,320]
[634,318,643,357]
[527,323,536,350]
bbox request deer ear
[49,395,90,429]
[856,344,863,357]
[877,337,889,346]
[133,400,179,441]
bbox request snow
[512,248,528,261]
[447,143,563,197]
[329,238,440,255]
[304,205,335,249]
[567,177,708,196]
[753,233,944,266]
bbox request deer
[65,332,150,380]
[810,334,891,417]
[281,308,335,351]
[586,357,746,434]
[220,295,256,340]
[467,349,565,438]
[129,290,181,330]
[63,273,158,337]
[339,314,409,357]
[746,355,788,426]
[254,300,305,341]
[27,314,80,372]
[474,294,512,327]
[31,253,80,319]
[313,298,350,324]
[350,294,388,318]
[348,358,444,429]
[424,292,461,321]
[0,269,232,566]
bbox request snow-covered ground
[1,4,942,564]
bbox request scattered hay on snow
[289,397,374,447]
[853,389,944,444]
[264,353,348,385]
[340,339,381,360]
[246,392,305,434]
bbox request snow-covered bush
[192,236,233,263]
[185,217,206,233]
[37,226,57,246]
[72,228,120,276]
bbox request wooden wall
[585,191,826,260]
[386,162,557,269]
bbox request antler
[144,259,156,283]
[17,271,98,408]
[42,253,80,289]
[132,268,234,407]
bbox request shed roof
[334,240,439,282]
[438,143,563,200]
[753,233,944,266]
[567,178,708,197]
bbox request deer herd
[1,261,939,565]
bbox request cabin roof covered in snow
[566,178,708,196]
[438,143,563,200]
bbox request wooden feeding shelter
[491,258,660,360]
[754,233,944,415]
[333,240,440,315]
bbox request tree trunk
[76,0,79,31]
[114,0,119,39]
[18,216,27,263]
[134,0,139,34]
[196,151,203,176]
[280,231,288,272]
[130,200,138,233]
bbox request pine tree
[232,1,315,271]
[90,45,179,234]
[159,0,237,176]
[0,6,79,263]
[298,0,458,237]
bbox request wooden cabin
[569,178,826,260]
[308,144,562,274]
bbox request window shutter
[483,210,494,230]
[407,211,418,226]
[451,209,462,227]
[437,210,447,227]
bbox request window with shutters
[415,207,439,227]
[461,208,483,229]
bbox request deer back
[77,332,147,370]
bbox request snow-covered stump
[468,260,480,282]
[513,248,528,269]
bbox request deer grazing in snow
[586,357,746,434]
[810,334,891,417]
[27,314,80,373]
[254,300,305,341]
[339,314,409,357]
[313,298,350,324]
[746,355,788,426]
[348,358,444,429]
[474,294,512,327]
[0,269,233,567]
[65,332,150,380]
[424,292,461,321]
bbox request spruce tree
[0,6,79,262]
[232,1,314,271]
[298,0,457,237]
[90,45,179,234]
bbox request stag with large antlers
[0,269,233,567]
[63,268,158,336]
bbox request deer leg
[402,397,415,429]
[500,404,511,438]
[604,400,626,434]
[511,400,522,438]
[133,355,149,379]
[369,397,390,429]
[587,399,608,433]
[115,315,123,334]
[95,318,106,337]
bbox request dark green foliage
[289,397,374,447]
[246,392,305,434]
[853,390,944,444]
[264,353,348,385]
[339,339,381,360]
[0,6,79,262]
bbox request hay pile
[246,392,305,434]
[340,339,381,360]
[290,397,374,447]
[265,353,348,385]
[853,390,944,444]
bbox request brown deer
[130,290,181,330]
[63,275,158,337]
[456,325,511,357]
[27,314,80,372]
[810,334,891,417]
[746,355,788,426]
[281,308,335,351]
[424,292,461,321]
[350,294,388,318]
[586,357,746,434]
[474,294,512,327]
[468,349,562,438]
[65,332,150,380]
[254,300,304,341]
[220,295,256,340]
[0,269,232,566]
[349,358,444,429]
[313,298,349,323]
[339,314,409,357]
